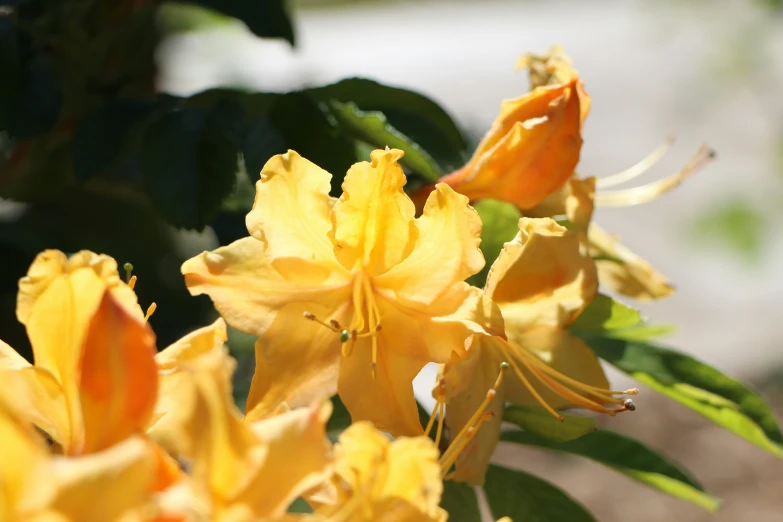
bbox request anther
[144,303,157,323]
[330,319,343,329]
[623,399,636,412]
[303,311,316,320]
[128,275,137,290]
[375,324,383,332]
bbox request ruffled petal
[182,236,351,337]
[246,150,344,275]
[442,336,505,486]
[588,223,674,300]
[330,148,418,275]
[245,301,346,420]
[78,290,158,455]
[438,80,583,210]
[155,319,228,369]
[374,184,484,305]
[503,327,610,411]
[526,176,596,236]
[238,401,332,518]
[486,217,597,329]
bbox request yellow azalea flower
[314,422,447,522]
[148,334,332,522]
[0,250,157,455]
[182,148,503,436]
[0,390,160,522]
[436,218,637,485]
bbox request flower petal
[78,290,158,455]
[238,401,333,518]
[442,336,505,486]
[439,80,583,210]
[245,301,345,421]
[155,319,228,370]
[330,148,418,275]
[503,327,609,410]
[17,250,142,326]
[48,436,157,522]
[588,223,674,300]
[374,183,484,305]
[383,434,444,514]
[486,217,597,329]
[527,176,596,236]
[182,236,351,337]
[246,150,344,275]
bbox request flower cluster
[0,48,709,521]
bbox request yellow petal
[374,183,484,305]
[588,223,674,300]
[246,150,345,276]
[439,80,583,210]
[155,318,228,370]
[526,176,596,236]
[442,336,505,486]
[383,436,443,515]
[78,290,158,455]
[245,301,345,421]
[486,217,597,329]
[503,327,609,411]
[236,401,333,518]
[48,436,157,522]
[17,250,142,326]
[182,236,351,337]
[330,148,417,274]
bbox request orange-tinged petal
[236,401,333,518]
[17,250,142,326]
[588,223,674,300]
[486,217,597,329]
[374,183,484,305]
[503,327,610,411]
[78,290,158,455]
[246,150,345,277]
[245,302,345,421]
[182,236,351,338]
[48,436,157,522]
[439,80,582,210]
[330,148,418,274]
[442,336,505,486]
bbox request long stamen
[596,134,676,188]
[144,303,157,323]
[497,342,564,420]
[596,145,715,207]
[439,362,508,476]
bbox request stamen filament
[596,145,715,207]
[128,275,137,290]
[596,134,675,188]
[434,401,446,448]
[144,303,156,323]
[496,340,564,420]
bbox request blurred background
[2,0,783,520]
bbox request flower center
[124,262,156,323]
[303,271,383,378]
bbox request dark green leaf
[503,405,596,442]
[502,430,720,511]
[73,100,155,181]
[570,294,641,333]
[440,480,480,522]
[584,336,783,457]
[141,99,243,229]
[327,394,352,442]
[467,200,521,288]
[178,0,295,44]
[310,78,467,171]
[484,464,596,522]
[327,100,443,182]
[288,497,313,514]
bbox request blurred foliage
[690,198,767,264]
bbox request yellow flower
[0,250,157,455]
[314,422,447,522]
[149,334,332,522]
[0,389,160,522]
[437,218,637,485]
[182,148,503,436]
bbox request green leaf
[584,336,783,458]
[141,100,243,229]
[327,100,443,182]
[287,497,313,514]
[440,480,480,522]
[502,430,720,512]
[503,405,596,442]
[570,294,642,333]
[484,464,596,522]
[326,395,352,442]
[73,100,155,181]
[467,200,521,288]
[178,0,295,44]
[310,78,467,171]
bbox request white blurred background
[158,1,783,519]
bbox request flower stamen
[439,362,508,477]
[144,303,157,323]
[596,134,676,189]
